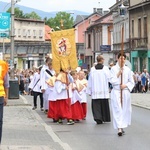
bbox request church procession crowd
[11,52,150,137]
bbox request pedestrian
[54,69,74,125]
[40,57,52,112]
[0,60,9,145]
[29,66,43,111]
[78,70,88,120]
[137,72,142,92]
[141,69,149,93]
[110,52,134,136]
[70,70,84,121]
[109,62,114,92]
[47,75,57,122]
[40,60,55,114]
[86,55,111,124]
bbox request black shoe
[118,132,122,136]
[41,108,44,111]
[53,119,58,123]
[44,109,48,113]
[32,106,37,110]
[96,120,103,124]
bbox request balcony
[130,37,148,50]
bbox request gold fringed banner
[50,28,78,74]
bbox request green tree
[45,11,74,30]
[7,7,25,18]
[24,11,41,20]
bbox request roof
[15,18,45,23]
[73,12,102,27]
[87,12,113,30]
[73,15,88,26]
[45,25,51,41]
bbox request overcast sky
[1,0,116,13]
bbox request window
[33,30,36,38]
[138,18,141,38]
[88,34,91,48]
[131,20,134,37]
[28,29,31,37]
[18,29,21,37]
[23,29,26,37]
[14,28,16,36]
[143,17,147,38]
[39,30,43,38]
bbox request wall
[130,0,143,7]
[14,19,45,42]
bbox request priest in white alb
[86,55,111,124]
[110,52,134,136]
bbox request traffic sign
[0,12,10,38]
[0,32,9,38]
[0,12,10,29]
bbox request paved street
[1,92,150,150]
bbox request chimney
[97,8,103,14]
[93,8,96,13]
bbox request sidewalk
[131,92,150,110]
[1,95,72,150]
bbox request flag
[50,28,78,74]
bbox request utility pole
[10,0,15,79]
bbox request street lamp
[69,12,86,63]
[10,0,21,79]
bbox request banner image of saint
[50,28,78,73]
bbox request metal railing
[130,37,148,50]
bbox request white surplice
[86,66,110,99]
[110,63,135,129]
[55,80,72,100]
[79,79,87,103]
[71,82,82,105]
[41,68,55,110]
[28,72,41,92]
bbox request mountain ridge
[0,1,90,19]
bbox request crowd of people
[3,52,149,141]
[132,69,150,93]
[18,52,135,137]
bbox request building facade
[73,8,102,68]
[86,12,113,66]
[110,0,130,61]
[129,0,150,72]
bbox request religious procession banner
[50,28,78,74]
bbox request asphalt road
[34,94,150,150]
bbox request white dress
[110,63,135,129]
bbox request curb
[132,103,150,110]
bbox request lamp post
[69,12,86,64]
[7,0,21,99]
[10,0,15,79]
[10,0,21,79]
